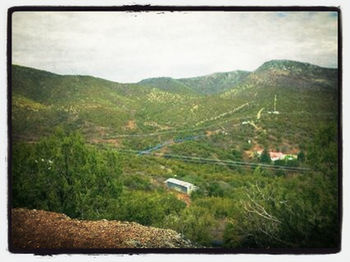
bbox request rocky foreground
[11,208,194,249]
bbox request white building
[165,178,198,195]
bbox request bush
[117,191,186,226]
[297,151,305,162]
[223,174,339,248]
[166,205,216,246]
[122,174,152,191]
[12,129,123,219]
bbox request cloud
[12,11,338,82]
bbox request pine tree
[260,148,271,163]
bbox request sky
[12,11,338,83]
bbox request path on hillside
[138,135,205,155]
[194,102,249,126]
[106,102,251,138]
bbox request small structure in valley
[165,178,198,195]
[257,150,297,162]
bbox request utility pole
[267,95,279,114]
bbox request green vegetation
[260,149,271,163]
[12,129,123,220]
[11,60,339,249]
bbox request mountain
[12,64,149,141]
[11,60,338,153]
[139,70,250,95]
[138,60,337,95]
[255,59,337,77]
[11,64,149,104]
[138,77,196,95]
[178,70,250,94]
[242,59,337,91]
[11,64,250,143]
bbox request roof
[269,152,284,159]
[165,178,194,188]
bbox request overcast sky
[12,11,338,83]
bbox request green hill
[11,60,338,153]
[178,70,250,94]
[237,59,337,92]
[138,70,250,95]
[138,77,196,95]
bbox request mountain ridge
[13,59,337,95]
[13,59,337,98]
[11,59,338,149]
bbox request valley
[10,59,339,249]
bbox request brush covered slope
[11,60,339,249]
[12,60,337,154]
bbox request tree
[208,182,224,197]
[307,123,338,179]
[166,205,216,246]
[12,129,123,220]
[116,191,186,226]
[297,151,305,162]
[223,175,339,248]
[231,149,243,161]
[260,148,271,163]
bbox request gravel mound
[11,208,194,249]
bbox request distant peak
[256,59,327,72]
[138,77,174,83]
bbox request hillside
[256,59,337,80]
[178,70,250,94]
[138,77,196,95]
[138,60,336,95]
[11,208,195,249]
[11,60,338,163]
[223,59,338,95]
[139,70,250,95]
